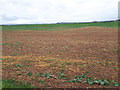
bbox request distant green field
[1,21,118,31]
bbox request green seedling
[94,79,101,84]
[39,80,44,84]
[73,75,79,84]
[87,65,91,68]
[40,73,44,77]
[86,71,89,73]
[12,53,18,56]
[25,71,27,73]
[104,79,110,86]
[79,64,83,66]
[88,77,94,85]
[10,67,13,70]
[49,64,55,67]
[58,76,62,79]
[23,58,27,62]
[15,68,20,71]
[78,76,83,82]
[81,73,86,78]
[27,72,32,77]
[15,64,23,67]
[61,63,65,67]
[106,61,109,66]
[100,81,105,86]
[65,62,70,65]
[59,49,63,52]
[116,50,119,53]
[55,72,59,75]
[64,76,67,80]
[111,80,119,87]
[25,65,28,68]
[19,65,23,67]
[2,43,7,46]
[69,79,74,83]
[17,73,22,76]
[8,44,13,47]
[35,72,39,77]
[57,70,66,79]
[15,42,20,46]
[21,70,24,73]
[27,60,30,63]
[44,72,53,79]
[49,51,52,53]
[114,67,118,69]
[62,81,66,83]
[65,47,69,50]
[61,72,64,76]
[15,64,18,67]
[36,79,38,82]
[114,48,119,53]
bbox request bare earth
[2,27,118,88]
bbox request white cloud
[0,0,119,24]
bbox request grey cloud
[0,0,119,24]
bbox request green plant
[61,63,65,67]
[12,53,18,56]
[106,61,109,66]
[15,68,20,71]
[62,81,66,83]
[27,60,30,63]
[10,67,13,70]
[44,72,53,79]
[21,70,24,73]
[39,80,44,84]
[40,73,44,77]
[27,72,32,77]
[114,48,119,53]
[2,43,7,46]
[81,73,86,78]
[49,64,55,67]
[19,65,23,67]
[86,71,89,73]
[114,67,118,69]
[35,72,39,77]
[17,73,22,76]
[85,77,94,85]
[8,43,13,47]
[49,51,52,53]
[59,49,63,52]
[15,42,20,46]
[23,58,27,62]
[87,65,91,68]
[65,62,70,65]
[111,80,119,87]
[64,76,67,80]
[25,65,28,68]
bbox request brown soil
[2,27,119,88]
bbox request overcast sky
[0,0,119,24]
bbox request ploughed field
[2,26,119,88]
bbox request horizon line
[0,20,118,26]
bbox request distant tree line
[56,20,119,24]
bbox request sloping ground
[2,27,119,88]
